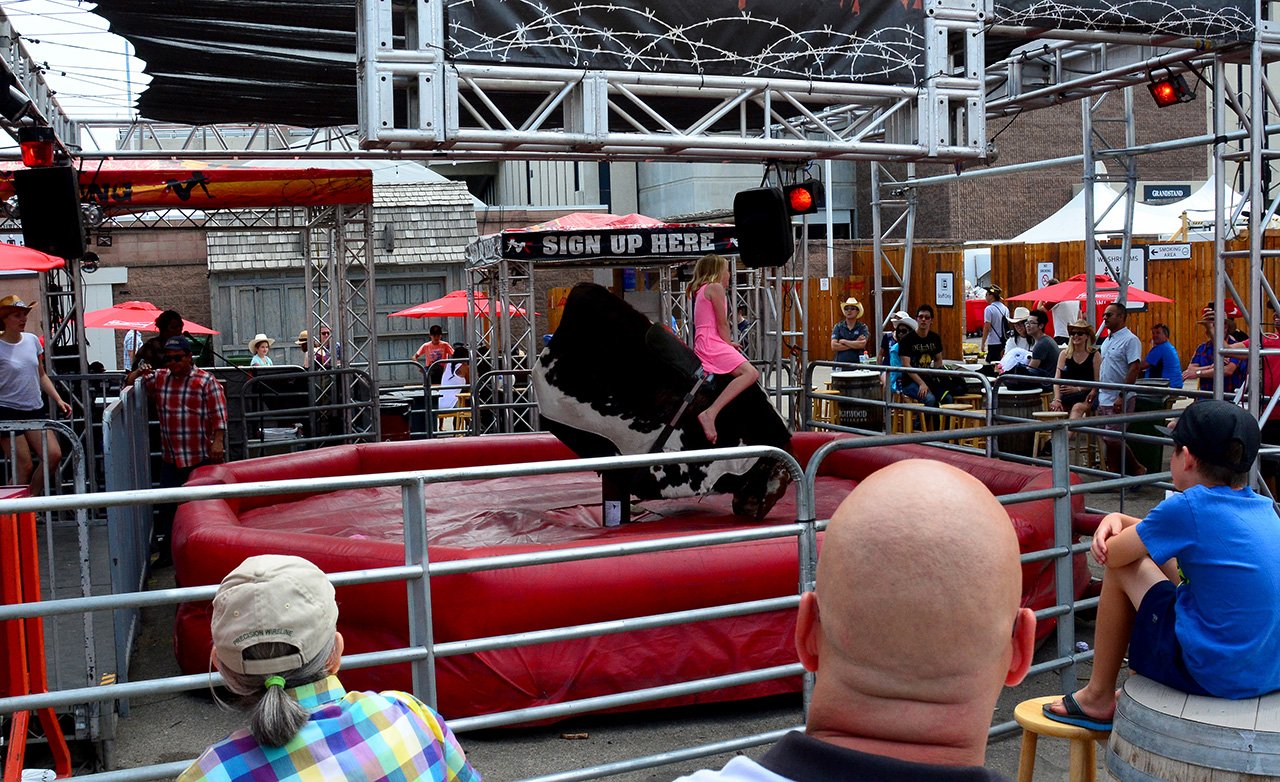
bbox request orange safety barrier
[1,486,72,780]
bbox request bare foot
[1045,688,1117,722]
[697,410,718,444]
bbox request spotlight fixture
[1148,72,1194,108]
[782,180,824,215]
[18,126,55,167]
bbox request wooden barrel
[996,388,1042,456]
[831,370,884,432]
[1107,675,1280,782]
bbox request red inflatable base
[173,433,1094,721]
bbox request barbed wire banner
[445,0,925,84]
[992,0,1254,42]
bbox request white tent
[1162,175,1243,220]
[1009,182,1184,243]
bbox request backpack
[990,302,1011,342]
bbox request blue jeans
[901,381,939,408]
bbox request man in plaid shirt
[125,336,227,567]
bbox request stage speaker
[733,187,793,268]
[14,165,85,260]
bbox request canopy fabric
[389,290,527,318]
[84,301,219,334]
[1009,183,1185,244]
[1165,176,1245,221]
[466,212,737,269]
[0,243,65,272]
[1008,274,1174,305]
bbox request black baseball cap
[1156,400,1260,472]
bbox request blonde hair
[686,254,728,299]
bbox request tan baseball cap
[211,555,338,676]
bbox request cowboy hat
[249,333,275,352]
[295,330,310,346]
[1065,318,1096,340]
[841,297,864,319]
[1008,306,1031,323]
[0,294,35,315]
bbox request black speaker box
[14,165,85,260]
[733,187,794,268]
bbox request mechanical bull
[532,282,793,519]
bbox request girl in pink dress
[686,254,759,444]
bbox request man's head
[318,326,331,344]
[1158,400,1260,490]
[1103,303,1127,331]
[162,336,193,377]
[429,324,443,342]
[842,297,864,321]
[737,305,749,318]
[1026,309,1049,338]
[795,460,1034,764]
[985,284,1002,303]
[1151,324,1170,344]
[915,304,934,334]
[155,310,184,340]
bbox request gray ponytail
[218,638,336,747]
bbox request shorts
[1127,580,1211,696]
[0,404,43,422]
[1096,395,1137,442]
[1060,390,1097,411]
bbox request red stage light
[783,180,823,215]
[789,187,813,213]
[17,126,56,167]
[1148,74,1193,108]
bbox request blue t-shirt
[831,321,869,365]
[1143,341,1184,388]
[1136,484,1280,698]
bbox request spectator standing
[830,297,869,365]
[1241,301,1280,495]
[178,554,480,782]
[123,328,143,370]
[124,336,228,567]
[249,334,275,367]
[414,325,455,384]
[674,460,1034,782]
[1183,306,1245,393]
[899,304,945,407]
[0,295,71,495]
[1140,324,1183,388]
[132,309,185,371]
[980,285,1010,363]
[736,305,751,355]
[1097,304,1145,477]
[1044,279,1081,344]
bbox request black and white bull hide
[532,283,793,519]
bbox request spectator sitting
[1140,323,1183,388]
[674,460,1034,782]
[898,304,945,407]
[1045,401,1280,730]
[1050,318,1101,418]
[438,344,470,410]
[884,314,916,395]
[1003,307,1033,354]
[1183,306,1245,393]
[1218,299,1249,343]
[178,555,480,782]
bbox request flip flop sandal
[1042,692,1113,731]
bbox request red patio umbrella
[83,301,219,334]
[0,242,65,272]
[389,290,530,318]
[1008,274,1174,305]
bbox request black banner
[498,226,739,262]
[992,0,1253,41]
[446,0,924,84]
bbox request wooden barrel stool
[1032,410,1069,457]
[1106,675,1280,782]
[1015,696,1112,782]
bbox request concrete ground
[93,478,1160,782]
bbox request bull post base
[601,472,632,526]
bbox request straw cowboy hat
[1065,318,1096,341]
[295,330,310,346]
[1008,306,1032,323]
[0,294,35,316]
[249,333,274,352]
[841,297,864,319]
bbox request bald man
[676,460,1036,782]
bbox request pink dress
[693,284,748,374]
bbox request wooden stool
[811,391,839,425]
[1107,675,1280,782]
[1032,410,1069,458]
[1015,696,1111,782]
[1040,391,1055,412]
[955,393,983,409]
[940,403,973,443]
[893,395,929,433]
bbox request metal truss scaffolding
[870,162,918,333]
[356,0,988,163]
[467,259,539,434]
[1081,86,1139,325]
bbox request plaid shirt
[144,366,228,468]
[1190,341,1247,393]
[177,676,480,782]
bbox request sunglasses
[1069,331,1087,337]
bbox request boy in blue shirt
[1045,400,1280,730]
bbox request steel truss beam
[0,13,75,146]
[356,0,988,163]
[466,259,538,435]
